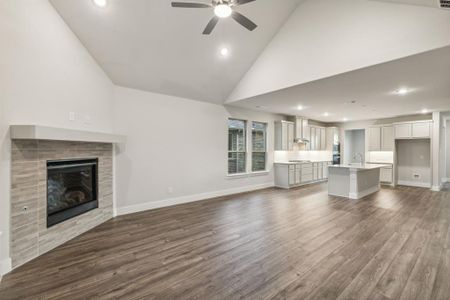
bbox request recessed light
[395,88,409,95]
[93,0,107,8]
[297,105,304,111]
[323,112,329,117]
[343,117,348,122]
[214,4,232,18]
[220,47,229,57]
[421,108,429,114]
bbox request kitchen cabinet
[380,165,393,184]
[381,126,394,151]
[274,162,331,189]
[412,122,431,138]
[394,121,431,139]
[368,127,381,151]
[275,121,295,151]
[320,128,326,150]
[368,126,394,151]
[309,126,327,150]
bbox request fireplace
[47,158,98,227]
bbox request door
[287,122,294,150]
[310,127,316,150]
[394,124,411,139]
[412,122,431,138]
[288,165,295,186]
[368,127,381,151]
[295,165,301,185]
[381,126,394,151]
[380,167,393,183]
[320,128,326,150]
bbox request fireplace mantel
[10,125,126,144]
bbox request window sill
[226,171,270,179]
[250,171,270,177]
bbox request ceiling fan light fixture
[214,4,232,18]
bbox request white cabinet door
[310,127,316,150]
[288,168,295,185]
[287,122,294,150]
[368,127,381,151]
[323,163,328,179]
[381,126,394,151]
[412,122,431,138]
[295,165,301,185]
[301,164,313,183]
[394,124,411,139]
[313,163,318,180]
[320,128,326,150]
[380,167,393,183]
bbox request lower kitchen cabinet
[274,162,332,189]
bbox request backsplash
[368,151,394,163]
[274,151,332,162]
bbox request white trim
[117,182,274,216]
[9,125,126,144]
[112,143,118,217]
[0,257,12,277]
[431,185,442,192]
[397,180,432,188]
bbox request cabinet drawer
[412,122,431,138]
[380,167,393,183]
[289,165,295,170]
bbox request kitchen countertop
[274,160,331,165]
[329,163,388,170]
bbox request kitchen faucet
[353,153,364,165]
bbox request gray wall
[344,129,365,164]
[396,139,431,187]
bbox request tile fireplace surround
[11,140,113,268]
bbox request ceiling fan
[171,0,257,35]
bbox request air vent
[440,0,450,9]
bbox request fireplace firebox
[47,158,98,227]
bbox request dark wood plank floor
[1,183,450,300]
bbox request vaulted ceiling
[50,0,450,120]
[50,0,303,104]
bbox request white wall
[227,0,450,102]
[0,0,114,272]
[113,86,284,214]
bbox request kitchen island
[328,164,387,199]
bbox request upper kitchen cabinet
[275,120,295,151]
[309,126,327,151]
[394,121,432,139]
[368,125,394,151]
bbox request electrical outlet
[167,187,174,194]
[69,112,76,121]
[413,173,421,179]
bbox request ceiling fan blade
[171,2,212,8]
[231,11,257,31]
[234,0,256,6]
[203,16,219,35]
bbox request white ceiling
[229,46,450,122]
[370,0,439,8]
[49,0,303,104]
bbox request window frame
[227,118,248,175]
[251,121,268,173]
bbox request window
[228,119,246,174]
[252,122,267,172]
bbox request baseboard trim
[117,182,274,216]
[431,184,443,192]
[0,257,12,277]
[397,180,431,189]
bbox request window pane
[228,152,246,174]
[252,152,266,172]
[252,122,267,172]
[228,119,246,152]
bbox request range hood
[289,116,310,144]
